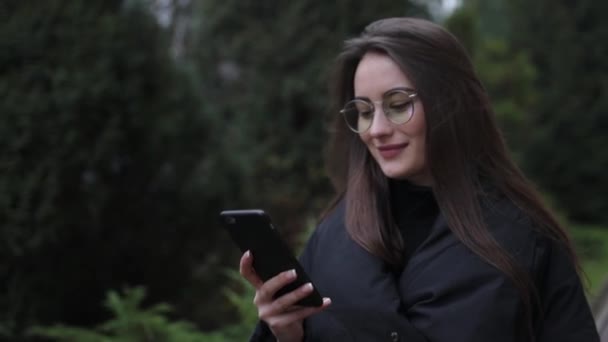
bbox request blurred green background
[1,0,607,340]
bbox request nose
[367,106,392,138]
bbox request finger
[239,251,263,289]
[266,282,316,315]
[260,282,326,319]
[255,269,297,304]
[266,297,332,328]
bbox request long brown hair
[324,17,580,337]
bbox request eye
[359,110,374,119]
[389,101,412,112]
[352,101,373,117]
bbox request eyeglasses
[340,88,418,133]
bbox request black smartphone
[220,209,323,307]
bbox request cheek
[411,113,427,154]
[357,134,373,159]
[414,137,427,164]
[359,133,372,148]
[406,123,427,164]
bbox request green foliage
[207,270,258,341]
[0,0,431,336]
[0,0,218,336]
[221,270,258,327]
[183,0,430,327]
[506,0,608,225]
[474,39,537,159]
[446,0,608,294]
[190,0,430,215]
[447,0,608,226]
[28,272,259,342]
[444,3,538,162]
[5,0,605,338]
[443,4,478,55]
[29,287,210,342]
[0,321,13,339]
[571,225,608,297]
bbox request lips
[377,143,408,159]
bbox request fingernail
[289,269,297,278]
[323,297,332,305]
[304,283,313,291]
[244,250,250,257]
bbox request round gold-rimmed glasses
[340,88,418,133]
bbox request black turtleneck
[389,179,439,262]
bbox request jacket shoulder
[481,194,542,261]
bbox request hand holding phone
[220,209,323,307]
[239,250,330,342]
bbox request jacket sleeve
[399,236,599,342]
[401,241,527,342]
[536,240,600,341]
[249,321,274,342]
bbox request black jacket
[251,196,600,341]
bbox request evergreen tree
[444,1,538,161]
[508,0,608,224]
[0,0,211,336]
[182,0,429,327]
[0,0,437,336]
[189,0,430,230]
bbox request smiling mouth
[377,143,408,159]
[378,143,409,151]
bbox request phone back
[221,209,298,281]
[220,209,323,306]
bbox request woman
[240,17,600,341]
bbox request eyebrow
[353,86,417,100]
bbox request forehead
[353,51,413,98]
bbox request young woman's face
[353,51,431,185]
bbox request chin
[380,164,431,185]
[380,167,411,180]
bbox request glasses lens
[342,100,373,132]
[384,90,414,125]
